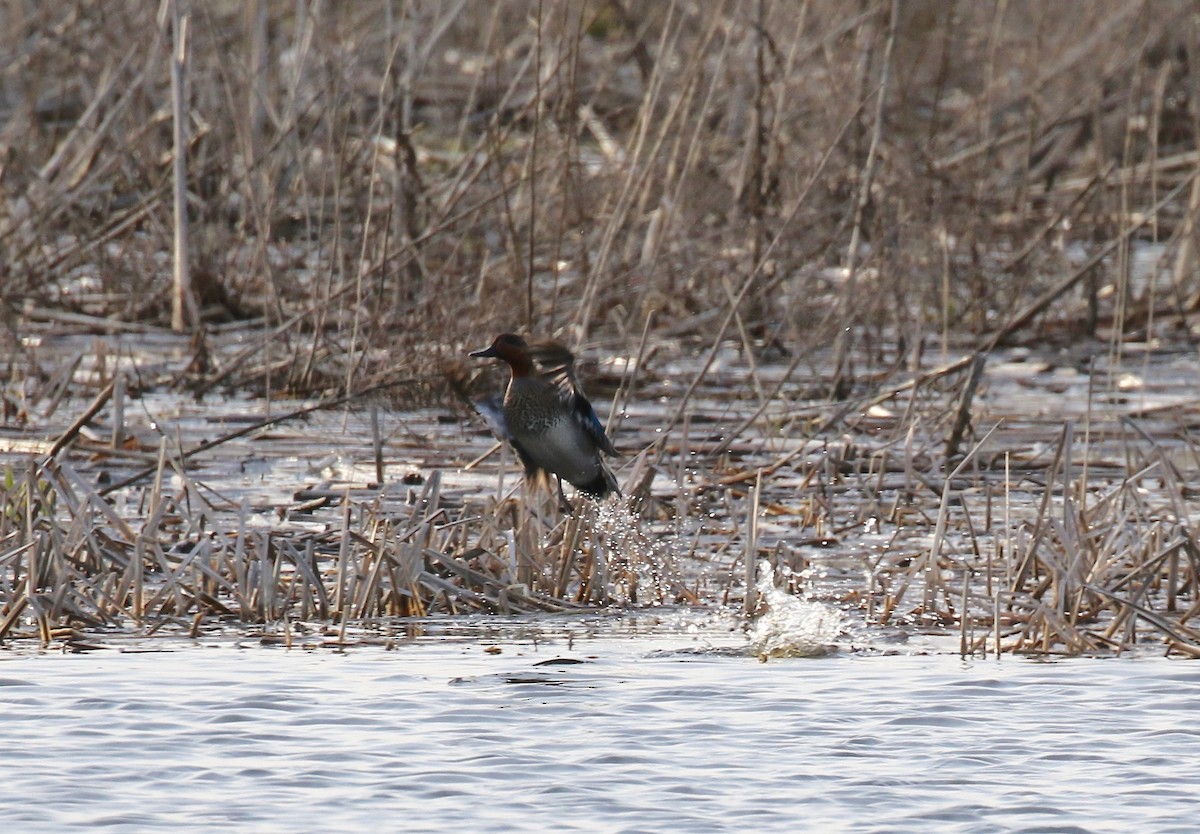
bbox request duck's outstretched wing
[468,391,507,438]
[445,361,512,440]
[528,340,618,458]
[445,361,546,479]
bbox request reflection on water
[2,619,1198,833]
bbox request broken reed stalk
[891,422,1001,626]
[44,380,115,461]
[944,352,987,461]
[744,469,762,616]
[166,0,193,333]
[371,404,384,485]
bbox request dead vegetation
[5,2,1200,656]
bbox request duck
[468,333,619,506]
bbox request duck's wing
[528,340,618,458]
[445,360,513,441]
[570,389,619,458]
[527,341,578,395]
[445,359,550,479]
[470,392,509,440]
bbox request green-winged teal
[469,333,619,504]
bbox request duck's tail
[576,465,620,499]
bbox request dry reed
[5,2,1200,655]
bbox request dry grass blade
[4,4,1200,656]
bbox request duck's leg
[555,476,575,514]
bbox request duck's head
[470,333,534,375]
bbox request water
[2,621,1198,834]
[748,559,843,657]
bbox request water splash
[747,560,842,658]
[591,498,682,606]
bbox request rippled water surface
[3,622,1199,833]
